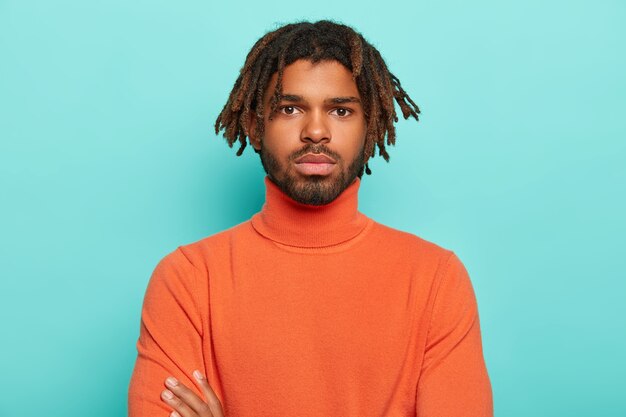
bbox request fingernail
[162,389,174,399]
[166,377,178,387]
[193,370,204,380]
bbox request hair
[214,19,420,176]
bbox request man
[128,20,493,417]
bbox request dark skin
[161,58,368,416]
[160,370,224,417]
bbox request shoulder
[367,220,476,307]
[362,219,472,298]
[161,219,254,269]
[368,218,454,263]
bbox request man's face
[248,59,368,206]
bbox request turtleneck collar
[250,175,370,248]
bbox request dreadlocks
[214,19,420,176]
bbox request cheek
[335,123,367,154]
[263,120,301,153]
[264,120,292,140]
[261,128,292,160]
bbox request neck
[250,175,369,248]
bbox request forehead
[264,59,360,101]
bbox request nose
[300,110,331,144]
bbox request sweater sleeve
[128,247,206,416]
[416,252,493,417]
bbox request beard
[259,142,366,206]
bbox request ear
[247,113,261,151]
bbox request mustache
[290,144,340,162]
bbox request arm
[128,247,207,416]
[416,252,493,416]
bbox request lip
[294,153,336,164]
[294,162,336,176]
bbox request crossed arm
[159,370,225,417]
[129,249,492,416]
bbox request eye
[279,105,300,115]
[331,107,352,117]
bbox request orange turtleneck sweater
[128,176,493,417]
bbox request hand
[161,369,225,417]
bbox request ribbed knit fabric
[128,175,493,417]
[251,176,369,247]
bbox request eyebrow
[279,94,361,104]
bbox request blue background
[1,0,624,416]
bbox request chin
[292,177,346,205]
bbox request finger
[161,388,198,417]
[193,370,225,417]
[164,376,214,417]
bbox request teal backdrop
[1,0,624,416]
